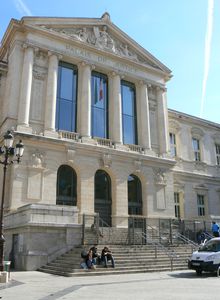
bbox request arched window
[128,174,142,215]
[94,170,112,226]
[56,62,78,132]
[56,165,77,206]
[91,71,108,138]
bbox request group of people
[81,245,115,270]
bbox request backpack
[81,250,87,259]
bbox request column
[136,81,151,152]
[17,44,34,132]
[108,72,123,145]
[156,87,170,156]
[44,52,60,137]
[77,62,92,141]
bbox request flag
[99,78,103,101]
[94,77,98,104]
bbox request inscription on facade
[65,44,137,75]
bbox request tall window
[128,174,142,215]
[56,165,77,206]
[121,81,137,145]
[216,144,220,165]
[197,194,205,216]
[192,138,201,161]
[91,72,108,138]
[174,192,180,218]
[170,133,177,157]
[56,62,78,132]
[95,170,112,226]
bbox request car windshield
[199,240,220,252]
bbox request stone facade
[0,13,220,270]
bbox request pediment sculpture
[40,25,156,67]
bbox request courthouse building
[0,13,220,270]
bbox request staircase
[38,243,194,277]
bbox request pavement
[1,270,220,300]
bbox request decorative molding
[39,24,159,68]
[67,149,76,162]
[153,168,167,186]
[212,133,220,144]
[169,120,180,133]
[29,150,45,168]
[134,159,142,172]
[101,153,112,168]
[194,161,207,171]
[191,127,204,138]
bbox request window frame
[174,192,180,218]
[170,132,177,157]
[197,194,205,217]
[192,137,201,161]
[215,144,220,166]
[91,71,109,139]
[56,61,78,132]
[121,80,138,145]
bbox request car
[188,237,220,275]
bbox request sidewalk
[1,270,220,300]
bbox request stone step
[38,243,192,277]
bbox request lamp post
[0,131,24,272]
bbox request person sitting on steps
[85,249,96,270]
[101,246,115,268]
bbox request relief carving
[153,168,167,186]
[30,150,45,168]
[40,24,157,67]
[101,153,112,168]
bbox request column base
[143,148,155,156]
[17,124,33,134]
[44,130,59,138]
[114,143,128,151]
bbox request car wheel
[196,269,202,276]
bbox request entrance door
[94,170,112,226]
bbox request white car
[188,237,220,275]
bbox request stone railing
[126,144,143,154]
[94,137,114,148]
[58,130,80,142]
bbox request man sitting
[101,246,115,268]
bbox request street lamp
[0,131,24,271]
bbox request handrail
[98,217,113,241]
[174,233,198,253]
[137,231,178,271]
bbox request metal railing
[137,231,178,271]
[81,214,217,246]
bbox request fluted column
[156,86,170,156]
[136,81,151,151]
[44,52,60,137]
[17,44,34,132]
[108,72,123,145]
[77,61,92,140]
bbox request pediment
[22,14,171,74]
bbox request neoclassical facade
[0,13,220,270]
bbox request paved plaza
[1,270,220,300]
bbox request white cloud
[13,0,33,16]
[200,0,214,117]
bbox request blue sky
[1,0,220,124]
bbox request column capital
[78,60,95,70]
[137,80,148,87]
[48,50,62,60]
[156,85,167,93]
[108,70,125,79]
